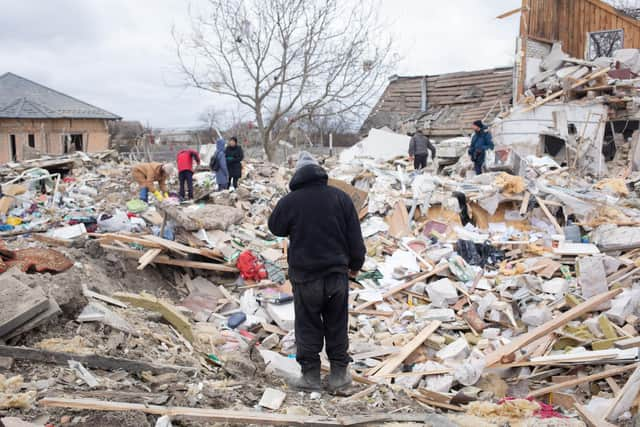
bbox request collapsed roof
[361,67,513,137]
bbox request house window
[28,134,35,148]
[70,134,83,151]
[587,29,624,61]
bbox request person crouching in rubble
[131,162,175,203]
[176,148,201,200]
[225,136,244,189]
[408,129,436,170]
[209,138,229,191]
[268,151,366,394]
[469,120,494,175]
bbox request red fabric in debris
[0,241,73,274]
[498,396,565,419]
[236,250,267,281]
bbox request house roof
[0,72,120,120]
[361,67,513,137]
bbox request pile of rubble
[0,146,640,426]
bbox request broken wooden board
[137,248,163,270]
[484,288,623,367]
[528,363,639,398]
[100,244,237,273]
[327,178,368,213]
[606,365,640,421]
[370,321,441,377]
[39,397,429,426]
[387,200,410,239]
[614,336,640,350]
[0,345,195,374]
[113,292,195,343]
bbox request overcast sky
[0,0,520,129]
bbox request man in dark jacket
[408,129,436,170]
[468,120,494,175]
[268,151,366,393]
[225,136,244,188]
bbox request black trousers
[473,153,485,175]
[292,273,350,372]
[229,175,240,188]
[414,154,428,170]
[179,170,194,199]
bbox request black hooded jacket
[225,145,244,178]
[268,164,366,283]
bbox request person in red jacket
[176,149,201,200]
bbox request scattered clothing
[210,139,229,190]
[225,145,244,187]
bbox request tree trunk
[262,132,276,162]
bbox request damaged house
[491,0,640,176]
[0,73,121,163]
[361,67,514,140]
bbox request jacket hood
[216,139,226,151]
[289,164,328,191]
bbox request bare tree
[607,0,640,19]
[174,0,393,161]
[198,106,223,141]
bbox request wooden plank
[113,292,195,343]
[354,264,448,311]
[615,337,640,350]
[327,178,368,213]
[484,288,623,367]
[575,402,618,427]
[528,363,639,398]
[100,244,237,273]
[520,191,531,215]
[378,368,452,379]
[39,397,342,426]
[496,7,523,20]
[521,67,611,113]
[370,321,441,377]
[606,365,640,421]
[535,196,563,234]
[137,248,163,270]
[82,284,128,309]
[0,345,195,375]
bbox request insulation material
[0,375,35,409]
[494,173,525,195]
[594,178,629,196]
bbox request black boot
[327,364,352,393]
[287,366,321,392]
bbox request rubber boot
[327,365,352,393]
[287,366,321,392]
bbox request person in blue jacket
[468,120,494,175]
[210,138,229,190]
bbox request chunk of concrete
[258,387,286,410]
[436,337,470,361]
[77,302,136,335]
[522,304,553,327]
[0,418,43,427]
[0,276,49,337]
[414,307,455,322]
[578,256,608,307]
[2,298,61,340]
[426,278,458,308]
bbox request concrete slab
[259,387,286,410]
[0,277,49,337]
[2,298,61,340]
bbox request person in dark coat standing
[209,139,229,190]
[268,151,366,393]
[224,137,244,188]
[468,120,494,175]
[408,129,436,170]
